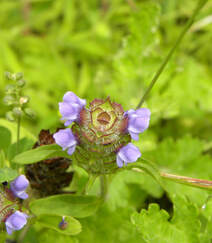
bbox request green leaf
[30,194,102,218]
[13,144,70,164]
[7,137,35,161]
[0,167,18,183]
[37,215,81,235]
[131,196,211,243]
[0,126,11,153]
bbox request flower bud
[6,111,15,122]
[17,79,26,88]
[5,85,16,94]
[3,95,16,106]
[19,96,29,105]
[12,107,22,118]
[14,72,23,80]
[71,97,131,174]
[4,72,12,80]
[24,108,36,119]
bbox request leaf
[37,215,81,235]
[7,137,35,161]
[144,136,212,204]
[0,167,18,183]
[0,126,11,154]
[30,194,102,218]
[13,144,70,164]
[131,196,212,243]
[0,119,36,143]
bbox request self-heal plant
[54,93,150,174]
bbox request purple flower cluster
[54,91,150,168]
[54,92,86,156]
[3,175,29,235]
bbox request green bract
[72,97,130,174]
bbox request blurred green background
[0,0,211,143]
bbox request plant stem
[160,172,212,191]
[82,174,97,195]
[16,116,21,154]
[100,175,108,200]
[136,0,208,109]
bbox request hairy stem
[160,172,212,190]
[136,0,208,108]
[100,175,108,200]
[16,116,21,154]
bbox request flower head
[5,211,28,235]
[116,143,141,167]
[53,128,77,155]
[10,175,29,199]
[59,91,86,126]
[125,108,150,140]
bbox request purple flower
[53,128,77,155]
[126,108,151,140]
[116,143,141,167]
[5,211,28,235]
[59,91,86,126]
[10,175,29,199]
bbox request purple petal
[59,102,79,120]
[63,91,86,108]
[53,128,77,150]
[135,108,151,117]
[59,92,86,126]
[67,144,77,155]
[10,175,29,199]
[129,131,139,141]
[5,211,28,235]
[116,143,141,167]
[116,155,124,168]
[10,175,29,191]
[126,108,151,140]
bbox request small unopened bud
[24,108,36,119]
[3,95,16,106]
[5,71,12,80]
[17,79,26,88]
[11,73,17,81]
[15,72,23,80]
[5,85,16,94]
[58,216,68,230]
[12,107,22,117]
[6,111,15,122]
[19,96,29,105]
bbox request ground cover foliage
[0,0,212,242]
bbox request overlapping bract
[55,91,150,169]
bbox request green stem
[100,175,108,200]
[82,174,97,195]
[136,0,208,109]
[16,116,21,154]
